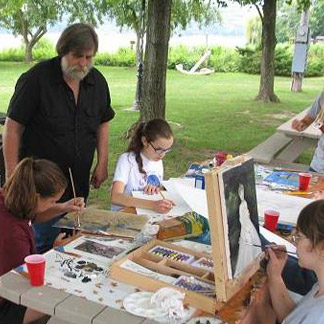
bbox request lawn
[0,61,322,208]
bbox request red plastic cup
[215,151,227,166]
[24,254,46,287]
[264,210,280,232]
[298,173,312,191]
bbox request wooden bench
[248,108,320,169]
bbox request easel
[205,155,264,302]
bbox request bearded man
[3,23,115,252]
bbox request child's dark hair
[3,158,67,220]
[127,119,173,174]
[297,200,324,247]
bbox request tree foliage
[246,15,262,47]
[0,0,105,63]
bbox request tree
[141,0,172,121]
[0,0,103,63]
[276,0,324,42]
[104,0,221,65]
[234,0,311,103]
[276,1,300,43]
[103,0,222,120]
[0,0,65,63]
[246,16,262,47]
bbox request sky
[0,2,257,52]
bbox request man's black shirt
[8,56,115,199]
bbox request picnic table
[248,108,321,169]
[2,162,319,324]
[0,229,275,324]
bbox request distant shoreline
[0,32,247,53]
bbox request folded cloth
[151,287,190,323]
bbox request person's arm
[111,181,174,214]
[291,114,314,132]
[267,248,296,322]
[91,121,109,189]
[2,117,25,179]
[33,197,85,223]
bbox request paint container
[264,210,280,232]
[24,254,46,286]
[298,173,312,191]
[215,151,227,166]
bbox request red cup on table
[264,210,280,232]
[298,173,312,191]
[24,254,46,287]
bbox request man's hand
[91,162,108,188]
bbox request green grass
[0,62,322,207]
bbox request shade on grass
[0,62,322,207]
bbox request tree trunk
[255,0,280,103]
[141,0,172,121]
[25,42,33,63]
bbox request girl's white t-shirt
[111,152,163,211]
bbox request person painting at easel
[0,158,85,324]
[3,23,115,253]
[111,119,175,213]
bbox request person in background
[0,157,84,324]
[267,200,324,324]
[111,119,174,213]
[292,92,324,173]
[3,23,115,252]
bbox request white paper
[162,177,195,192]
[173,183,209,218]
[256,187,313,226]
[132,190,191,217]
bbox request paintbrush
[243,242,297,255]
[68,167,81,229]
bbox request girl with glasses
[267,200,324,324]
[111,118,174,213]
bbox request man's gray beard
[61,58,93,81]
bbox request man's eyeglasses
[291,233,306,244]
[149,142,172,154]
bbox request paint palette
[149,245,195,264]
[191,257,214,272]
[174,275,215,295]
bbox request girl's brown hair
[3,158,67,220]
[297,200,324,247]
[127,119,173,174]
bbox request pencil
[160,191,166,200]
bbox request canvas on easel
[205,155,263,302]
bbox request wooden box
[111,239,224,314]
[111,155,264,315]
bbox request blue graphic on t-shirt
[147,174,161,186]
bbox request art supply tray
[111,239,222,314]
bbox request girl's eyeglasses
[149,142,172,154]
[291,233,306,244]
